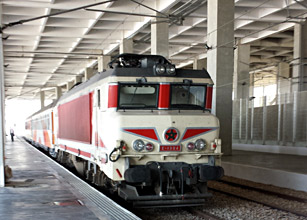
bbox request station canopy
[2,0,306,99]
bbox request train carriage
[25,54,224,207]
[25,103,56,154]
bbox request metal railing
[233,91,307,147]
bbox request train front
[100,54,224,207]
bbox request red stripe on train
[182,128,213,141]
[108,84,118,108]
[123,129,159,141]
[205,86,213,110]
[59,145,91,158]
[158,83,170,109]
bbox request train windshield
[118,83,159,109]
[170,84,206,110]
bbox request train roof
[60,54,211,101]
[26,100,58,119]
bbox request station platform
[222,149,307,192]
[1,137,140,220]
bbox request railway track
[187,208,223,220]
[131,177,307,220]
[208,179,307,218]
[29,141,307,219]
[218,179,307,203]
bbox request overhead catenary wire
[138,0,279,55]
[5,70,79,76]
[204,0,272,42]
[4,55,96,60]
[129,0,168,17]
[294,0,307,9]
[93,0,151,53]
[211,7,307,50]
[177,9,307,67]
[3,0,306,98]
[213,57,307,92]
[9,59,304,100]
[6,51,104,56]
[6,87,42,100]
[173,0,306,65]
[138,0,208,42]
[210,11,307,53]
[2,0,285,60]
[84,8,167,19]
[99,0,207,51]
[0,0,117,32]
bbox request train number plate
[159,145,181,152]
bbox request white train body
[25,54,224,207]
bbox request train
[24,53,224,207]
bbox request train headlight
[155,64,166,75]
[133,139,145,152]
[195,139,206,150]
[186,142,195,151]
[166,64,176,75]
[145,142,154,152]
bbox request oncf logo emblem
[164,127,179,142]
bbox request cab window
[118,83,159,109]
[170,84,206,110]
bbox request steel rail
[187,208,223,220]
[218,179,307,203]
[208,182,307,218]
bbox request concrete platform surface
[1,138,140,220]
[222,150,307,192]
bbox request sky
[5,99,51,135]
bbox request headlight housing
[145,142,154,152]
[133,139,145,152]
[166,64,176,75]
[195,139,206,150]
[155,64,166,75]
[186,142,195,151]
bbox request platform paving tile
[0,139,107,220]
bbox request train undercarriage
[53,149,224,207]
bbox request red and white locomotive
[25,54,224,207]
